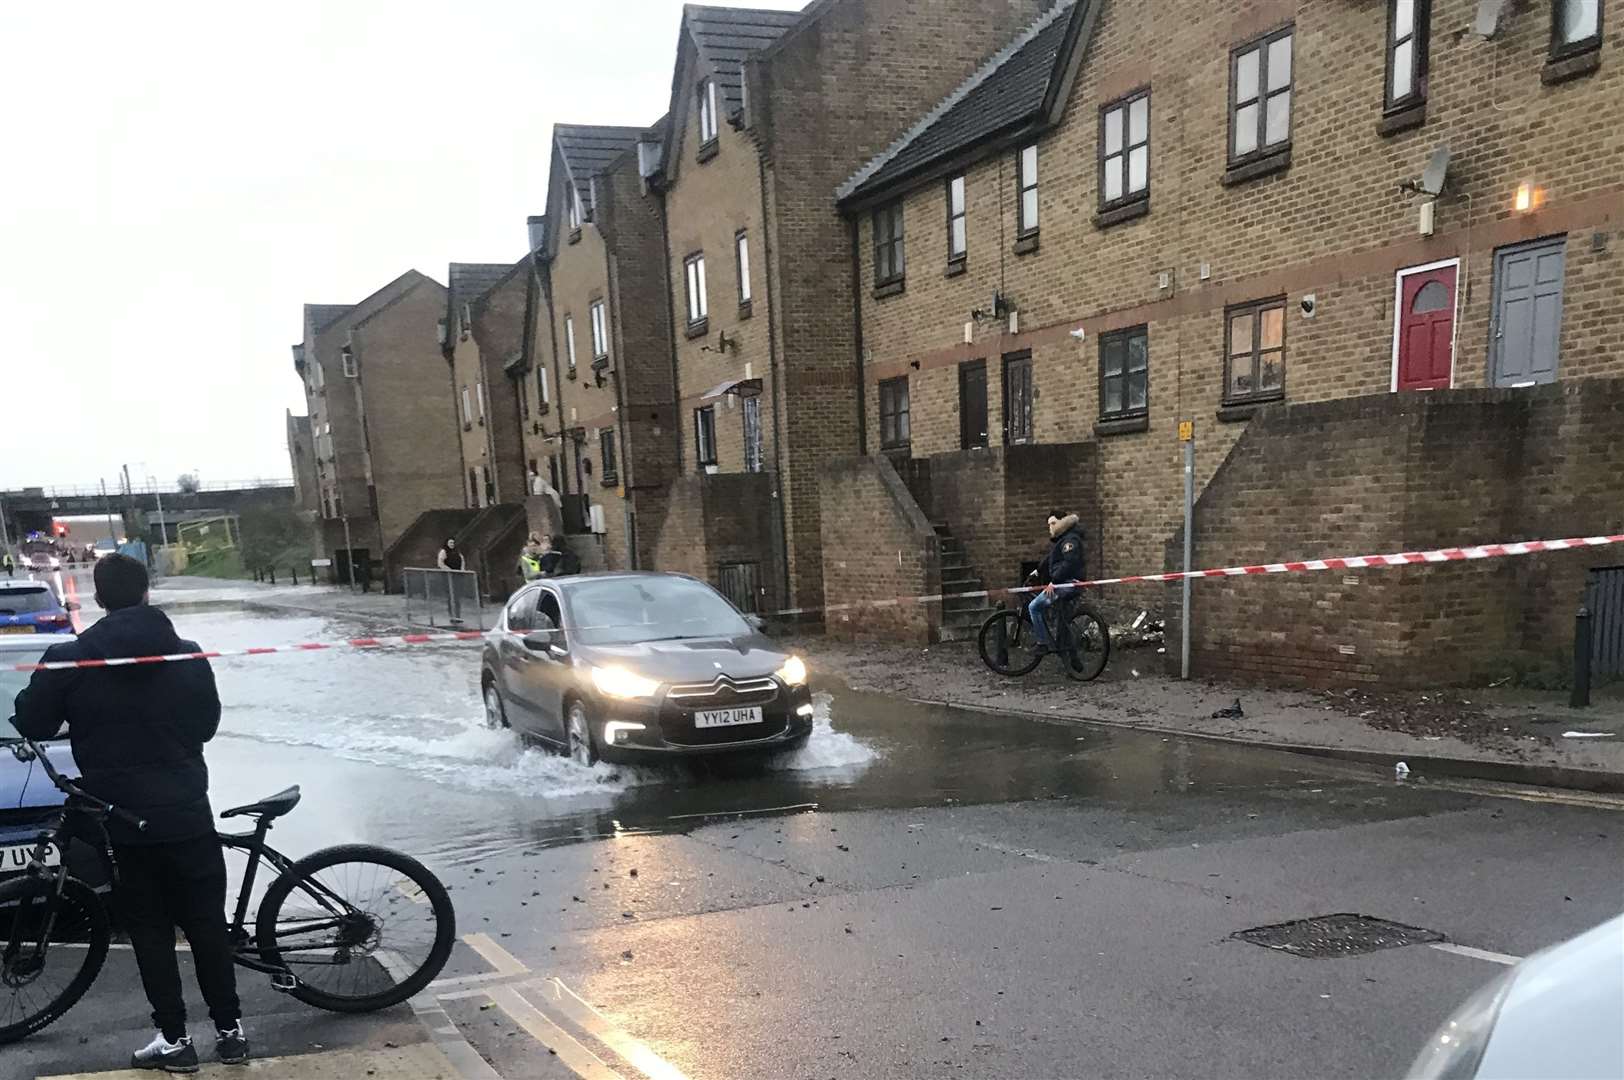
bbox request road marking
[487,983,625,1079]
[461,931,529,977]
[538,977,693,1080]
[954,832,1062,863]
[1429,942,1521,965]
[667,801,819,821]
[377,949,505,1080]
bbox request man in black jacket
[11,555,248,1071]
[1029,511,1086,652]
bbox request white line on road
[461,932,530,977]
[1429,942,1522,966]
[487,983,625,1079]
[538,977,693,1080]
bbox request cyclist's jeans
[1028,592,1056,648]
[115,835,242,1041]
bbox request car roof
[0,580,54,591]
[0,633,75,652]
[549,571,702,590]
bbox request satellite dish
[1419,146,1451,197]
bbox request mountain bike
[978,577,1110,681]
[0,737,456,1044]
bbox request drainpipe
[757,150,793,611]
[658,185,685,471]
[603,212,638,568]
[849,215,868,457]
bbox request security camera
[1300,294,1317,318]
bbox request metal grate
[1586,566,1624,679]
[717,561,761,614]
[1233,914,1443,959]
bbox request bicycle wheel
[978,610,1045,676]
[0,875,110,1044]
[1059,606,1111,682]
[256,844,454,1013]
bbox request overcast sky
[0,0,802,492]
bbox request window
[878,377,910,449]
[946,175,967,265]
[1100,91,1150,210]
[1017,144,1039,237]
[1552,0,1602,56]
[476,381,487,424]
[460,304,472,340]
[340,346,357,378]
[959,359,988,449]
[697,78,719,145]
[564,315,577,374]
[520,376,531,420]
[1386,0,1429,111]
[589,300,608,360]
[1230,27,1293,163]
[694,406,717,467]
[684,253,708,325]
[599,429,618,486]
[505,589,537,632]
[567,184,583,231]
[1099,326,1149,419]
[537,365,550,410]
[742,396,763,472]
[736,231,752,306]
[1002,352,1034,444]
[873,201,905,288]
[314,360,324,389]
[1224,298,1286,404]
[460,385,472,429]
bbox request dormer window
[340,346,356,378]
[460,304,471,340]
[697,78,719,145]
[568,185,584,231]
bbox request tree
[238,506,314,571]
[176,472,201,494]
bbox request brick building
[444,262,527,509]
[828,0,1622,657]
[289,270,461,585]
[285,410,318,516]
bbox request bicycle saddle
[220,786,302,820]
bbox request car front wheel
[566,700,598,767]
[483,681,509,729]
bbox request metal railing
[402,567,486,630]
[1,478,295,500]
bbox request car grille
[662,676,786,746]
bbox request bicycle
[977,575,1111,681]
[0,737,456,1044]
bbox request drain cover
[1234,914,1444,958]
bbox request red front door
[1397,265,1457,391]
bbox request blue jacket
[1038,515,1086,585]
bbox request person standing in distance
[10,554,248,1071]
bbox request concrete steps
[932,522,996,642]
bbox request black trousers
[114,835,241,1039]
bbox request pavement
[9,571,1615,1079]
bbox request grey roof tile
[448,263,514,315]
[685,4,803,115]
[839,1,1078,202]
[305,304,353,334]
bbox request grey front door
[1490,236,1565,386]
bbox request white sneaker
[130,1031,199,1073]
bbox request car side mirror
[744,614,765,632]
[523,629,567,659]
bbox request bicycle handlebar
[7,732,148,833]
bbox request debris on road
[1395,761,1410,780]
[1563,731,1616,738]
[1211,699,1244,719]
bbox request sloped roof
[838,1,1083,203]
[304,304,353,336]
[555,125,645,181]
[448,263,512,315]
[684,4,803,116]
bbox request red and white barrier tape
[8,533,1622,671]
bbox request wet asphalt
[6,575,1623,1078]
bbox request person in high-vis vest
[516,535,545,582]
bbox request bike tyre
[1060,606,1111,682]
[0,875,110,1045]
[978,610,1045,676]
[256,843,455,1014]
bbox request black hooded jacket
[11,605,221,844]
[1037,514,1087,585]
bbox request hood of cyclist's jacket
[1048,513,1079,539]
[10,605,222,844]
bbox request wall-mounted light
[1513,183,1532,213]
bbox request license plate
[694,706,764,729]
[1,843,58,872]
[0,626,36,634]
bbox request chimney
[526,215,547,253]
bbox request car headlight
[590,665,660,700]
[1406,968,1516,1080]
[775,655,808,687]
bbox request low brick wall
[820,456,940,644]
[1166,381,1624,688]
[647,471,784,612]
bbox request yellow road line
[486,983,624,1080]
[460,932,529,977]
[538,978,692,1080]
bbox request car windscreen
[565,577,750,646]
[0,647,46,705]
[0,589,56,615]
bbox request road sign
[310,558,333,568]
[1178,420,1194,442]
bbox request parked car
[1407,914,1624,1079]
[0,580,76,634]
[25,550,60,573]
[481,572,813,765]
[1,635,83,882]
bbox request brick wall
[471,268,529,505]
[1170,381,1624,687]
[647,471,784,613]
[820,455,941,644]
[847,0,1623,628]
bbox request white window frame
[460,385,471,425]
[736,232,752,305]
[685,254,708,323]
[564,315,577,371]
[589,300,608,359]
[538,365,550,405]
[568,184,583,230]
[697,78,718,144]
[476,380,486,422]
[947,175,967,261]
[1388,257,1461,393]
[340,347,357,378]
